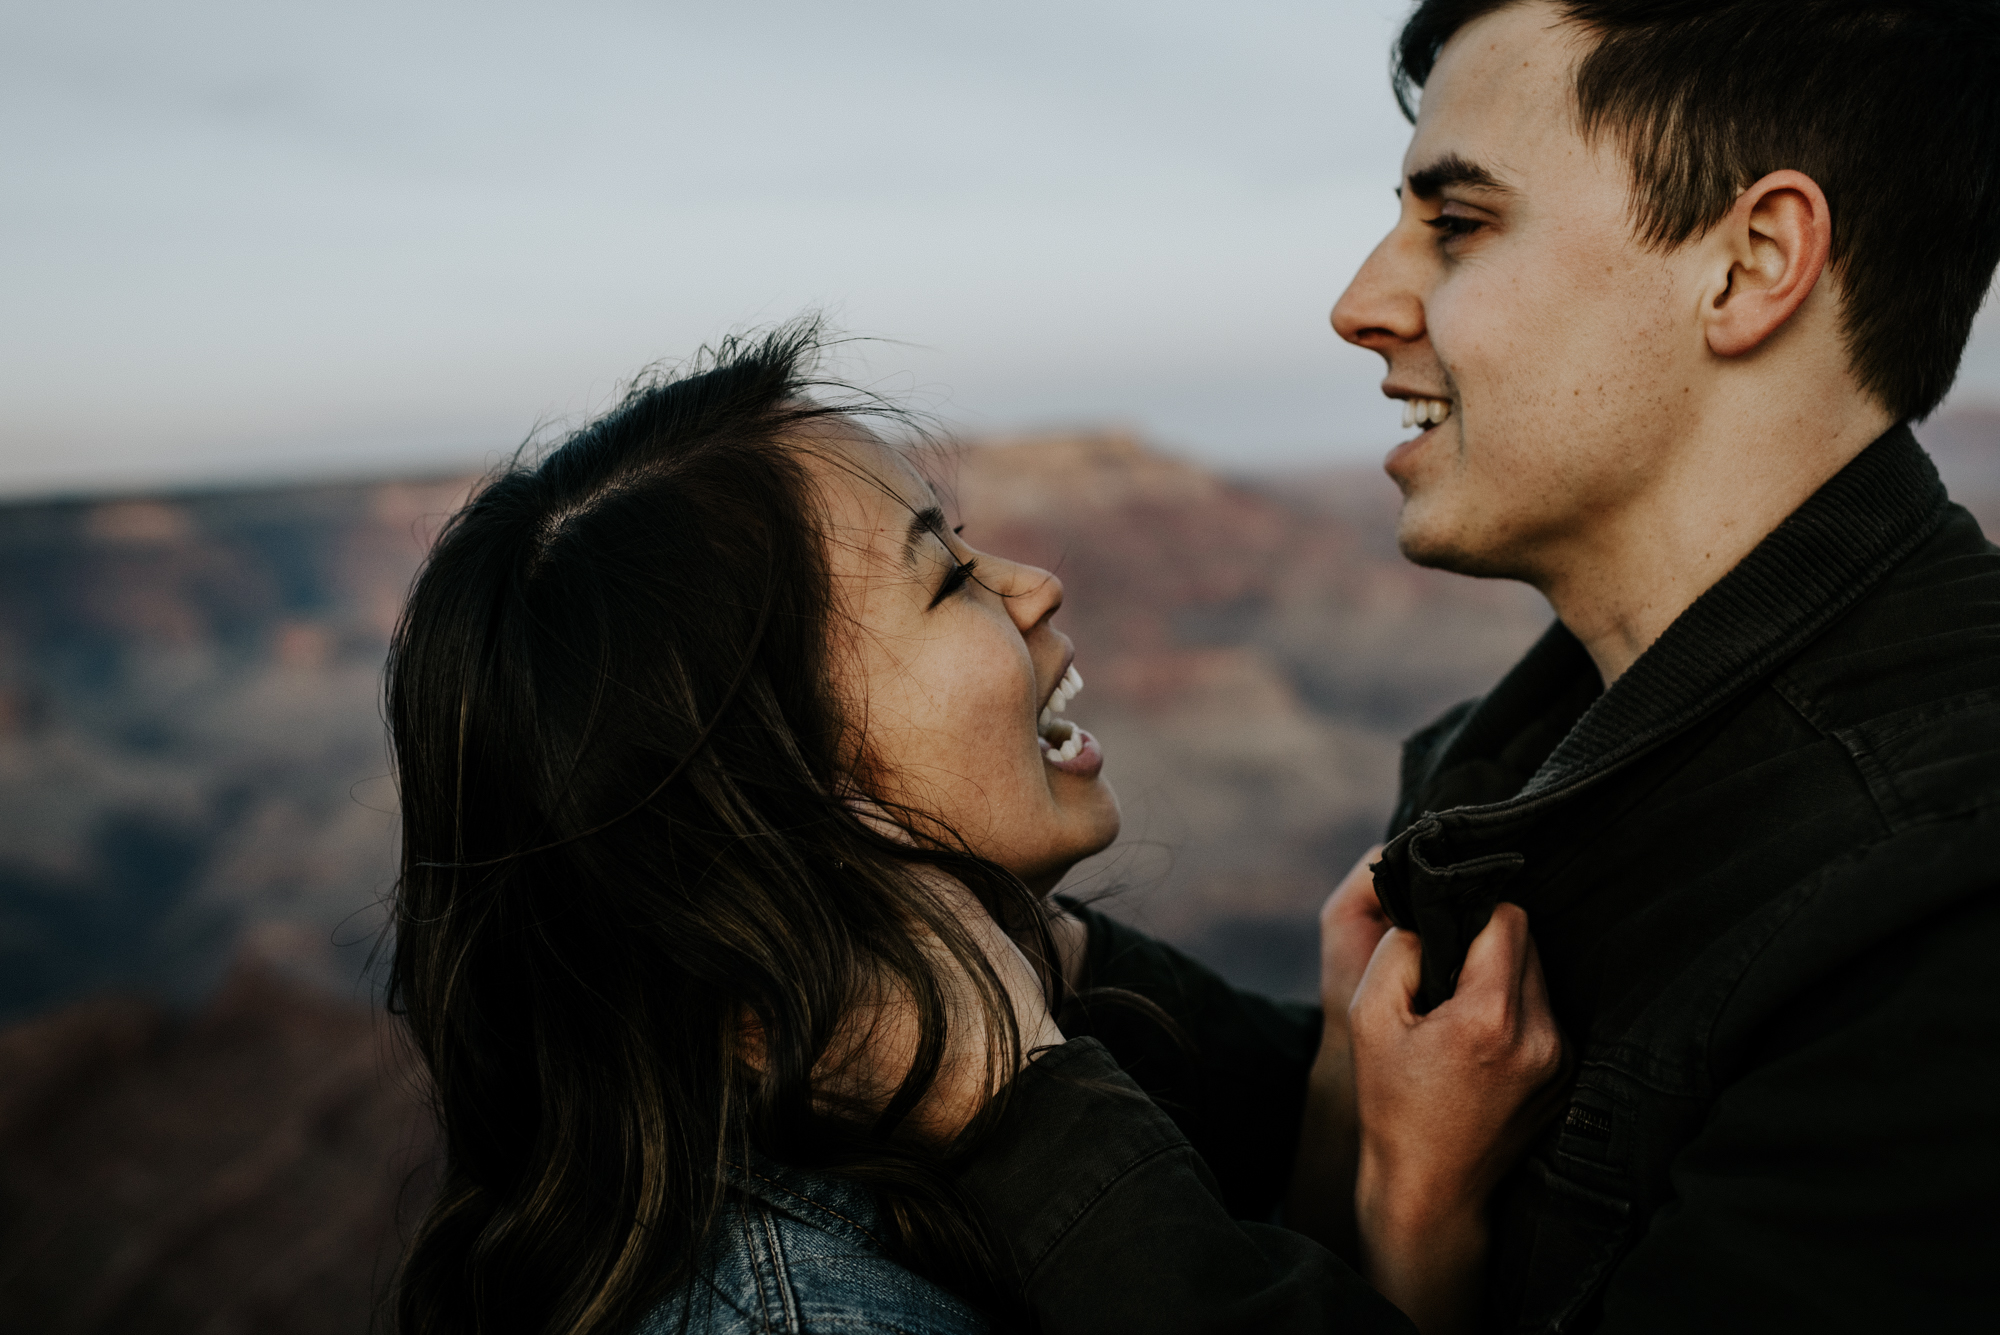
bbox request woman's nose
[1332,230,1427,352]
[990,555,1063,634]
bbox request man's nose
[1332,231,1426,353]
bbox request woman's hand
[1285,846,1392,1255]
[1351,904,1568,1335]
[1319,846,1398,1017]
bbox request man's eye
[1425,214,1485,241]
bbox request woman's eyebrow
[902,505,947,568]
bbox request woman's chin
[1015,792,1122,896]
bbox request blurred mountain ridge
[0,410,1994,1331]
[3,415,1996,1026]
[0,961,433,1335]
[0,477,474,1024]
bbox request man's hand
[1351,904,1568,1335]
[1285,847,1392,1255]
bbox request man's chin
[1396,509,1523,581]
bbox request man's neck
[1539,399,1896,686]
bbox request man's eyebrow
[903,505,946,567]
[1402,153,1510,201]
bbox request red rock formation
[0,415,1992,1333]
[0,965,434,1335]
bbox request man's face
[1333,1,1708,581]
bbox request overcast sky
[5,0,1998,497]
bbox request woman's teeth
[1039,665,1085,762]
[1401,397,1453,430]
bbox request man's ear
[1701,170,1833,358]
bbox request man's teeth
[1400,397,1453,429]
[1039,666,1086,762]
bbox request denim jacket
[637,1157,990,1335]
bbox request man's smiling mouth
[1038,664,1085,764]
[1402,397,1454,430]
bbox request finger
[1321,847,1378,923]
[1351,848,1389,919]
[1350,925,1422,1025]
[1518,925,1553,1019]
[1348,844,1385,882]
[1452,901,1533,1011]
[1516,929,1568,1084]
[1351,845,1386,900]
[1323,846,1392,938]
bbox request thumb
[1452,901,1533,1010]
[1351,925,1422,1025]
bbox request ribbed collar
[1520,423,1949,797]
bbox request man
[948,3,1998,1332]
[1309,0,2000,1329]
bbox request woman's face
[811,429,1120,893]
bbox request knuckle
[1516,1029,1563,1080]
[1461,1006,1508,1048]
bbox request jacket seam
[1837,731,1910,831]
[761,1203,801,1332]
[743,1169,887,1251]
[1018,1140,1193,1286]
[1691,809,1999,1075]
[737,1198,780,1333]
[1598,807,1992,1094]
[1662,861,1840,1097]
[1581,798,2000,1107]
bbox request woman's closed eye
[928,556,979,610]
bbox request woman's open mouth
[1038,664,1103,777]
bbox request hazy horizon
[6,0,2000,500]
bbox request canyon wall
[0,413,1992,1331]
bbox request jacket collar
[1376,425,1950,1011]
[726,1151,890,1250]
[1474,424,1949,804]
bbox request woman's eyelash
[928,558,978,610]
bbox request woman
[386,321,1563,1335]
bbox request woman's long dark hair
[386,321,1056,1335]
